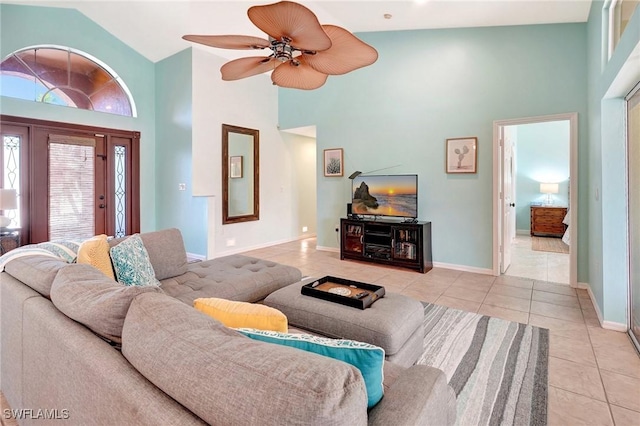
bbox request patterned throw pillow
[77,234,115,279]
[236,328,385,408]
[109,234,159,287]
[194,298,288,332]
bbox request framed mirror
[222,124,259,224]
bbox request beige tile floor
[504,235,570,285]
[1,236,637,426]
[244,237,640,426]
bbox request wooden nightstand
[0,229,20,255]
[530,206,567,238]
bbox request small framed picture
[324,148,343,177]
[446,137,477,174]
[229,155,243,178]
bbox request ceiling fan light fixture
[182,1,378,90]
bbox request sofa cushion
[110,234,160,287]
[77,234,115,279]
[50,264,163,343]
[237,328,385,408]
[160,255,302,304]
[193,297,288,332]
[122,292,368,426]
[110,228,188,281]
[3,255,68,297]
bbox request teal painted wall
[515,121,570,232]
[279,23,588,272]
[155,49,207,255]
[587,2,605,318]
[0,4,157,231]
[587,1,640,325]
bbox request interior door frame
[625,81,640,351]
[492,112,579,287]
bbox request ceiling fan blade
[304,25,378,75]
[248,1,331,52]
[182,35,270,50]
[271,57,328,90]
[221,56,281,81]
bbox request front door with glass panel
[0,118,140,245]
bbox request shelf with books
[340,218,432,273]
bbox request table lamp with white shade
[0,189,17,228]
[540,183,559,206]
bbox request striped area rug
[417,303,549,426]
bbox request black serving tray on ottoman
[301,276,385,309]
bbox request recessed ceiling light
[384,13,392,19]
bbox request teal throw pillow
[236,328,384,408]
[109,234,159,287]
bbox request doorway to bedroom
[493,113,577,286]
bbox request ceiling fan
[182,1,378,90]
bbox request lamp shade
[539,183,559,194]
[0,189,17,210]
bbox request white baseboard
[576,281,590,289]
[582,282,628,332]
[602,321,628,332]
[213,234,317,258]
[316,245,339,253]
[432,262,494,276]
[186,252,206,261]
[316,251,495,276]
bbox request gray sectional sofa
[0,228,456,425]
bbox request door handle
[509,203,515,207]
[99,204,106,209]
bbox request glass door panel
[393,227,418,261]
[48,138,95,240]
[343,222,364,254]
[2,134,21,228]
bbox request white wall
[282,132,317,238]
[190,47,302,257]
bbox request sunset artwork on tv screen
[351,174,418,218]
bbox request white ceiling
[3,0,593,63]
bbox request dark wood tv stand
[340,217,433,273]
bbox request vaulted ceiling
[3,1,593,63]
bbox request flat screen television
[351,174,418,219]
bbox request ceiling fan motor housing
[271,37,308,65]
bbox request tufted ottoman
[264,279,426,367]
[159,255,302,305]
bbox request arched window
[1,45,136,117]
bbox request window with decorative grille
[2,134,21,228]
[0,46,136,117]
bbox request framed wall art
[446,137,477,174]
[324,148,344,177]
